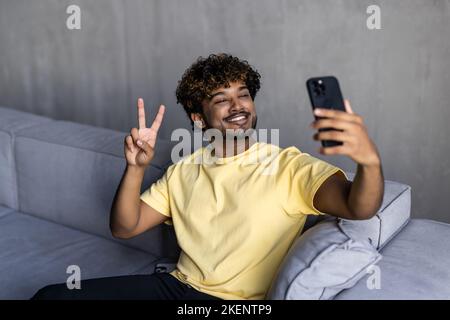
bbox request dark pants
[30,272,222,300]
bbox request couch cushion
[334,219,450,299]
[0,204,15,219]
[0,106,52,209]
[13,120,179,257]
[267,219,381,300]
[0,210,158,299]
[338,180,411,250]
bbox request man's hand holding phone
[310,99,381,167]
[125,98,165,168]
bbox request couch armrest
[338,173,412,250]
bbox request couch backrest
[0,106,179,258]
[0,107,52,210]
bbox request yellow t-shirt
[140,142,346,300]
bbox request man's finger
[313,107,361,124]
[344,99,354,114]
[125,135,135,153]
[138,98,146,129]
[136,139,151,156]
[313,130,352,143]
[319,145,349,155]
[150,104,165,133]
[311,118,355,131]
[130,127,139,144]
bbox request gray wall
[1,0,449,222]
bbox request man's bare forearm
[347,163,384,219]
[109,165,146,236]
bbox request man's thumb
[137,139,152,157]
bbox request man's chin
[224,127,255,139]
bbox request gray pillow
[338,174,411,250]
[266,219,382,300]
[338,184,411,250]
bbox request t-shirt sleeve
[277,149,348,217]
[140,168,172,224]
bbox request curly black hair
[175,53,261,130]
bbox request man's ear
[191,113,205,128]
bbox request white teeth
[228,115,246,122]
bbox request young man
[32,53,383,300]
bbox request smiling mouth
[225,113,250,125]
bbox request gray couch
[1,106,449,300]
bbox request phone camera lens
[311,80,326,96]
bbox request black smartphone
[306,76,346,148]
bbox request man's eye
[216,99,228,104]
[240,94,250,98]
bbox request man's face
[192,81,258,136]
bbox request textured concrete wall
[1,0,449,222]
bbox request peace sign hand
[124,98,165,168]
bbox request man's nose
[229,97,244,113]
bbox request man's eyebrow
[209,86,249,99]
